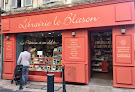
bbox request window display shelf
[29,69,62,72]
[29,46,62,72]
[53,57,62,59]
[92,64,102,67]
[33,63,52,65]
[95,44,112,45]
[91,32,112,73]
[92,59,104,61]
[92,59,109,72]
[94,48,112,49]
[92,69,108,72]
[44,57,53,59]
[53,64,62,66]
[53,52,62,54]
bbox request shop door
[62,29,89,84]
[113,26,135,88]
[3,34,16,79]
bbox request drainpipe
[1,34,3,79]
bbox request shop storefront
[1,0,135,88]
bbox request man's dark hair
[24,48,28,51]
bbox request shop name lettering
[20,40,59,45]
[19,13,99,29]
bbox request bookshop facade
[1,0,135,89]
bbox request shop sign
[116,36,131,64]
[20,39,59,45]
[5,41,13,60]
[2,2,134,34]
[64,38,85,61]
[5,6,104,33]
[18,13,99,29]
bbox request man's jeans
[22,66,29,85]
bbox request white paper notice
[37,51,43,56]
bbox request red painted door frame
[3,34,16,79]
[113,25,135,88]
[88,25,135,89]
[62,29,89,84]
[88,28,112,80]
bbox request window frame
[43,0,61,4]
[10,0,18,8]
[24,0,33,7]
[2,0,6,10]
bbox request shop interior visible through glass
[16,31,62,76]
[90,31,113,80]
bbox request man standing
[17,47,31,85]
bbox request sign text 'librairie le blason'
[19,13,99,29]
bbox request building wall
[0,0,2,79]
[1,0,106,16]
[0,0,2,8]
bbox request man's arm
[29,54,31,62]
[17,53,22,65]
[29,57,31,62]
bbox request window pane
[11,0,17,8]
[25,0,33,6]
[16,31,62,75]
[17,0,21,7]
[2,0,5,10]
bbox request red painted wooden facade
[1,0,135,88]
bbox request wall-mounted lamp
[6,36,10,40]
[72,32,76,37]
[121,29,126,34]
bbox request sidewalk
[0,78,134,92]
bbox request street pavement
[0,86,27,92]
[0,78,135,92]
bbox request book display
[20,31,62,73]
[52,46,62,71]
[91,32,112,72]
[29,46,62,72]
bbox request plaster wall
[1,0,106,16]
[0,0,2,8]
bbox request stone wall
[1,0,106,16]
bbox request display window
[16,31,62,76]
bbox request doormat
[26,84,45,89]
[42,86,62,91]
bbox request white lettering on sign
[63,13,99,25]
[117,47,130,52]
[67,38,81,59]
[116,46,131,58]
[19,19,52,29]
[6,41,13,59]
[19,13,99,29]
[117,54,130,57]
[20,39,59,45]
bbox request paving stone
[42,86,62,91]
[26,84,45,89]
[0,79,134,92]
